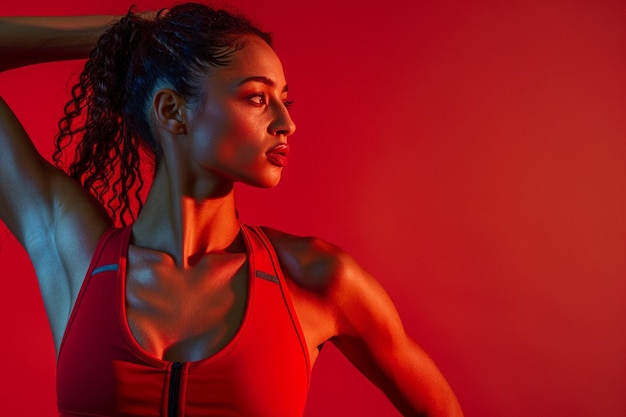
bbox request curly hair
[53,3,272,226]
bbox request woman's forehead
[211,36,287,89]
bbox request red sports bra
[57,224,311,417]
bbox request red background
[1,0,625,416]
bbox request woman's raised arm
[0,15,118,349]
[0,13,121,255]
[0,15,116,72]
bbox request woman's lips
[266,143,289,167]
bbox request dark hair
[53,2,272,226]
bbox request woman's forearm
[0,15,118,72]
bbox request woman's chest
[124,249,248,362]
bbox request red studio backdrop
[1,1,625,416]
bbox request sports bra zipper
[168,362,184,417]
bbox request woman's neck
[131,163,243,268]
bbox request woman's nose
[270,102,296,137]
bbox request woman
[0,3,463,416]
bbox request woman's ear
[152,88,187,135]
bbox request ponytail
[53,9,156,226]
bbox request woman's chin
[239,173,282,189]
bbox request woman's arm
[0,15,116,348]
[0,13,118,268]
[327,253,464,417]
[268,229,464,417]
[0,95,111,350]
[0,15,116,72]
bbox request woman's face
[184,35,296,189]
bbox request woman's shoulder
[259,226,361,293]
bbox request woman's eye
[249,93,266,105]
[247,93,293,109]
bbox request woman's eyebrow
[237,76,289,93]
